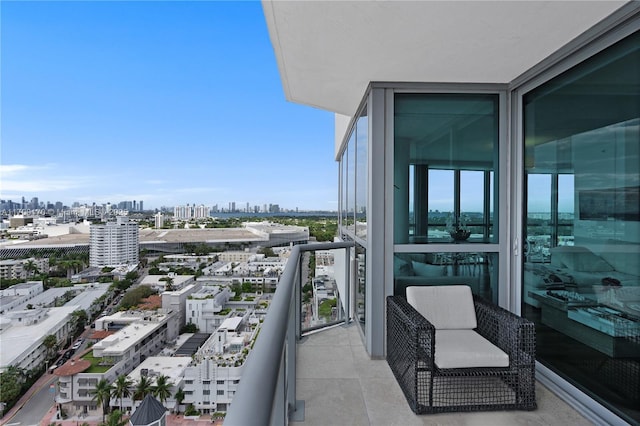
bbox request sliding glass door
[521,31,640,424]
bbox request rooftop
[0,305,77,368]
[128,356,192,382]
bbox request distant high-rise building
[193,205,209,219]
[90,217,139,267]
[174,204,193,219]
[155,212,164,229]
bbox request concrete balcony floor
[295,323,594,426]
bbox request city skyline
[0,194,335,214]
[1,1,337,211]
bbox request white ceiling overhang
[262,0,628,117]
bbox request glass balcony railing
[224,241,354,426]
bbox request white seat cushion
[406,285,477,330]
[435,329,509,369]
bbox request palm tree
[133,375,153,401]
[91,378,112,423]
[152,375,172,405]
[173,387,185,413]
[43,334,57,360]
[24,259,40,278]
[57,259,77,279]
[101,409,127,426]
[111,375,132,412]
[71,309,89,334]
[160,276,174,291]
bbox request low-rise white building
[0,281,45,314]
[216,251,259,263]
[0,305,77,372]
[184,286,233,333]
[183,313,262,413]
[140,274,195,293]
[161,282,202,329]
[0,258,49,280]
[121,356,193,412]
[56,309,180,417]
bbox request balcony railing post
[295,255,302,340]
[287,271,298,419]
[345,246,351,322]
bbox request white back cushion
[406,285,477,330]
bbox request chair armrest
[473,296,536,367]
[387,296,436,365]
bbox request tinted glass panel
[523,32,639,424]
[394,94,499,244]
[356,109,368,239]
[393,251,497,304]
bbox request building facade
[55,310,179,416]
[263,2,640,424]
[90,217,139,267]
[0,306,76,373]
[0,258,49,280]
[182,314,260,413]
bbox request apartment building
[89,217,139,267]
[121,356,193,413]
[182,314,261,413]
[173,204,210,220]
[0,305,76,373]
[0,258,49,280]
[55,309,179,417]
[159,283,203,330]
[216,251,258,263]
[184,286,233,333]
[262,2,640,424]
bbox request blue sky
[1,1,337,211]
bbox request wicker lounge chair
[387,285,537,414]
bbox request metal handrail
[224,241,354,426]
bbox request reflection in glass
[346,132,356,232]
[341,150,348,228]
[522,32,639,424]
[356,108,368,239]
[394,93,499,244]
[392,251,497,304]
[355,243,366,329]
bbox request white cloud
[0,164,44,177]
[0,164,93,197]
[0,178,84,193]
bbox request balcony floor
[295,322,594,426]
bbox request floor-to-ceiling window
[339,103,368,331]
[522,31,639,424]
[393,93,500,303]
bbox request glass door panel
[394,92,501,303]
[522,31,640,424]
